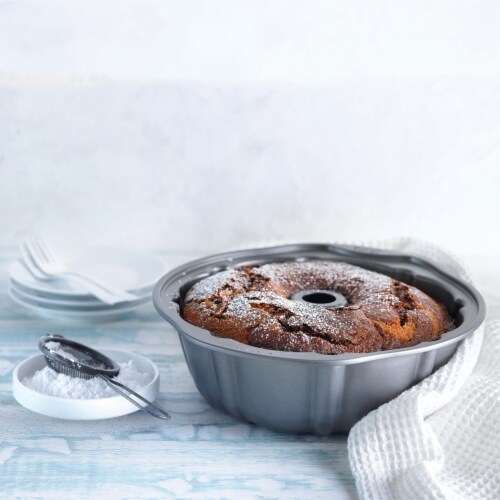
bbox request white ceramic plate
[9,279,150,307]
[9,246,165,298]
[13,349,160,420]
[9,286,151,322]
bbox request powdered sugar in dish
[22,360,151,399]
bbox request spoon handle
[99,374,170,420]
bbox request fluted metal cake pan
[153,244,485,435]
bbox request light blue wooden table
[0,252,357,498]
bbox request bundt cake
[182,261,452,354]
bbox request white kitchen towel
[347,238,499,500]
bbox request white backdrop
[1,1,499,259]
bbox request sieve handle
[99,375,170,420]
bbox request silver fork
[23,238,141,305]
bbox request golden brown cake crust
[182,261,453,355]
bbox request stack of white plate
[8,246,166,322]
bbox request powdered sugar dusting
[255,261,392,301]
[185,269,246,302]
[182,260,450,354]
[184,261,394,341]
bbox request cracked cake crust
[181,261,453,355]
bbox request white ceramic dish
[9,280,150,308]
[10,278,151,306]
[9,246,165,298]
[9,286,151,322]
[12,349,160,420]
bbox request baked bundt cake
[182,261,452,355]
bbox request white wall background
[1,1,499,258]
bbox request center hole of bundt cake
[302,292,336,304]
[291,289,348,308]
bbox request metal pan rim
[153,243,486,365]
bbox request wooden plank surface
[0,253,356,498]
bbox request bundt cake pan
[153,244,485,435]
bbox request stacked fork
[8,237,166,322]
